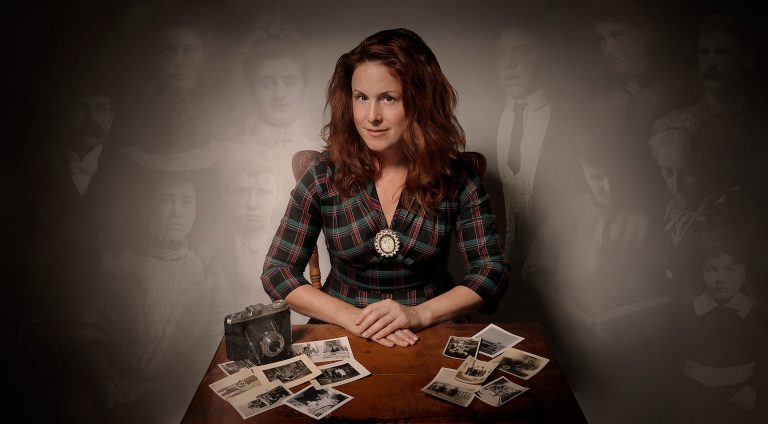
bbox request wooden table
[182,323,585,423]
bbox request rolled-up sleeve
[261,162,323,300]
[455,172,509,314]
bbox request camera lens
[260,331,285,357]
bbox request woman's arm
[287,286,419,347]
[355,286,483,340]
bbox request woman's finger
[372,320,404,341]
[374,336,395,348]
[362,315,395,339]
[400,328,419,341]
[385,332,411,347]
[356,308,385,334]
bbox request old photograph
[455,356,499,385]
[291,336,354,363]
[421,367,480,407]
[284,385,353,420]
[252,354,321,388]
[228,380,293,419]
[311,358,371,388]
[472,324,524,358]
[208,368,262,400]
[218,359,257,376]
[491,348,550,380]
[442,336,481,360]
[476,376,528,407]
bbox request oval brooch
[374,228,400,258]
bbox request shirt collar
[509,88,549,111]
[694,292,753,318]
[66,144,103,175]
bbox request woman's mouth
[366,128,388,136]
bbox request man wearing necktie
[495,24,586,282]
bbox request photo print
[311,358,371,388]
[472,324,524,358]
[491,348,550,380]
[421,367,480,407]
[209,368,262,400]
[476,376,529,407]
[455,356,499,385]
[292,336,354,363]
[283,385,353,420]
[442,336,481,360]
[218,359,257,376]
[228,381,292,419]
[252,354,321,388]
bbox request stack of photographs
[425,325,548,408]
[211,336,365,420]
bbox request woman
[77,170,230,422]
[261,28,508,348]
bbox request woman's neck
[373,144,409,173]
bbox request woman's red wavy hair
[321,28,466,214]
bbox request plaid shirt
[261,154,508,313]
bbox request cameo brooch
[374,228,400,258]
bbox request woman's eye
[355,94,368,102]
[382,95,396,103]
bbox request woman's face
[250,56,305,127]
[148,179,196,241]
[351,61,408,157]
[702,253,746,303]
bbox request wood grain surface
[182,323,586,423]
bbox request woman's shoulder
[296,151,338,199]
[447,155,483,197]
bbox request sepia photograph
[291,336,354,363]
[252,354,321,388]
[228,381,293,419]
[208,368,262,400]
[284,385,353,420]
[455,356,499,385]
[218,359,257,376]
[476,376,529,407]
[472,324,525,358]
[421,367,481,407]
[491,348,550,380]
[311,358,371,388]
[442,336,481,360]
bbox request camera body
[224,300,293,365]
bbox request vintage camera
[224,300,293,365]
